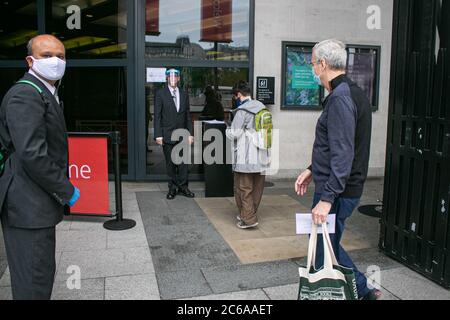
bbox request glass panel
[283,43,322,109]
[145,0,250,61]
[0,68,28,98]
[346,46,379,108]
[60,67,128,174]
[145,67,248,175]
[0,1,38,60]
[48,0,127,59]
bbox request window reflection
[0,66,129,173]
[346,47,379,108]
[145,67,248,175]
[145,0,250,61]
[60,67,128,173]
[0,68,29,98]
[0,1,38,60]
[49,0,127,59]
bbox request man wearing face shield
[154,69,195,200]
[0,35,80,300]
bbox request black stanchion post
[104,131,136,231]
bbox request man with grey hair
[295,39,378,300]
[0,34,79,299]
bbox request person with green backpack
[226,82,272,229]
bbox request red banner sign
[200,0,233,43]
[68,137,110,215]
[146,0,160,35]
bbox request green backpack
[253,108,273,150]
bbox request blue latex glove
[68,187,80,207]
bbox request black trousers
[163,143,189,190]
[0,214,56,300]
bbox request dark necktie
[172,89,178,111]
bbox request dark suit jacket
[154,86,193,145]
[0,73,74,229]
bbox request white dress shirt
[28,69,59,103]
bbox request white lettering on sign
[259,79,268,89]
[67,5,81,30]
[69,164,92,180]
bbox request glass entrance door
[144,67,249,178]
[0,0,133,177]
[140,0,252,180]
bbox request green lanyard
[16,80,44,94]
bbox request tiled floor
[136,179,383,299]
[2,178,450,300]
[0,186,160,301]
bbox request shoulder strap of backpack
[16,79,51,109]
[16,80,44,94]
[1,80,49,156]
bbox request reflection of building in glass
[52,0,127,58]
[146,36,207,60]
[145,36,249,61]
[208,44,249,61]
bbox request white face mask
[313,70,323,86]
[30,56,66,81]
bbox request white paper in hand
[296,214,336,235]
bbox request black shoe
[178,187,195,198]
[167,189,177,200]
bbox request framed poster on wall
[281,42,323,110]
[281,42,381,112]
[346,45,381,111]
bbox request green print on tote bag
[298,223,359,300]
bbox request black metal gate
[380,0,450,288]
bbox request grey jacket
[226,100,270,174]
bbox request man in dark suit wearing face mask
[0,34,80,300]
[154,69,195,200]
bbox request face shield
[166,69,180,87]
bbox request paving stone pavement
[0,183,160,301]
[0,179,449,300]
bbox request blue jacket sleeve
[321,95,357,204]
